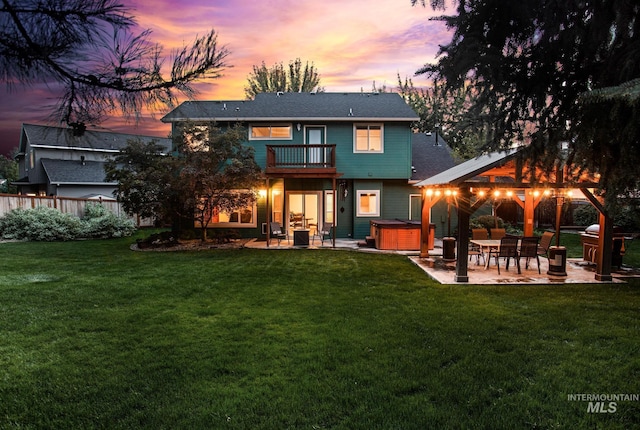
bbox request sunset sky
[0,0,452,156]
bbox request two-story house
[162,92,454,241]
[14,123,172,198]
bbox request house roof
[410,132,457,182]
[19,123,171,154]
[414,148,520,187]
[41,159,115,185]
[161,92,420,123]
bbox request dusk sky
[0,0,452,156]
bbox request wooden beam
[455,187,471,282]
[580,189,613,281]
[420,192,442,257]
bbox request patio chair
[537,231,554,259]
[490,228,506,240]
[269,222,289,246]
[489,236,520,274]
[469,229,488,265]
[312,223,333,245]
[518,236,541,274]
[472,228,489,240]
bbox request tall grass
[1,234,639,429]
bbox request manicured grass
[1,233,639,429]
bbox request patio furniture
[489,236,520,274]
[469,229,488,265]
[269,222,289,246]
[293,229,310,246]
[518,236,541,274]
[538,231,554,259]
[490,228,506,240]
[312,223,333,245]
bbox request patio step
[358,236,376,248]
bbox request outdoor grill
[580,224,627,267]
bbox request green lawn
[1,233,639,429]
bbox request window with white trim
[354,124,383,152]
[356,190,380,217]
[324,191,336,225]
[249,124,293,140]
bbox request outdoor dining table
[470,239,515,270]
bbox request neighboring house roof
[414,148,520,187]
[41,159,115,185]
[18,123,171,154]
[410,132,457,182]
[161,92,420,123]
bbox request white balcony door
[305,126,325,165]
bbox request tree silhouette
[414,0,640,209]
[0,0,230,133]
[245,58,322,98]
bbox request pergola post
[420,191,441,258]
[455,187,471,282]
[596,212,614,282]
[581,189,613,281]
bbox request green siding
[331,123,412,179]
[239,122,413,179]
[175,120,418,240]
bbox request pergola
[414,147,616,283]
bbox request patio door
[305,126,325,166]
[288,192,321,233]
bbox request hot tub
[369,219,421,251]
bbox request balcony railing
[266,144,336,176]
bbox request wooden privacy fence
[0,194,154,227]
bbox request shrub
[0,204,136,241]
[470,214,504,232]
[0,206,82,241]
[573,204,598,226]
[81,203,136,238]
[573,202,640,232]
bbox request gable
[41,159,114,185]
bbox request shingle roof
[20,123,171,153]
[410,132,457,181]
[41,159,114,185]
[161,92,419,123]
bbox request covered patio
[409,254,632,285]
[415,147,619,283]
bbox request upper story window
[249,124,293,140]
[354,124,383,153]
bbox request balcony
[265,144,339,178]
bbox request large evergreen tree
[414,0,640,208]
